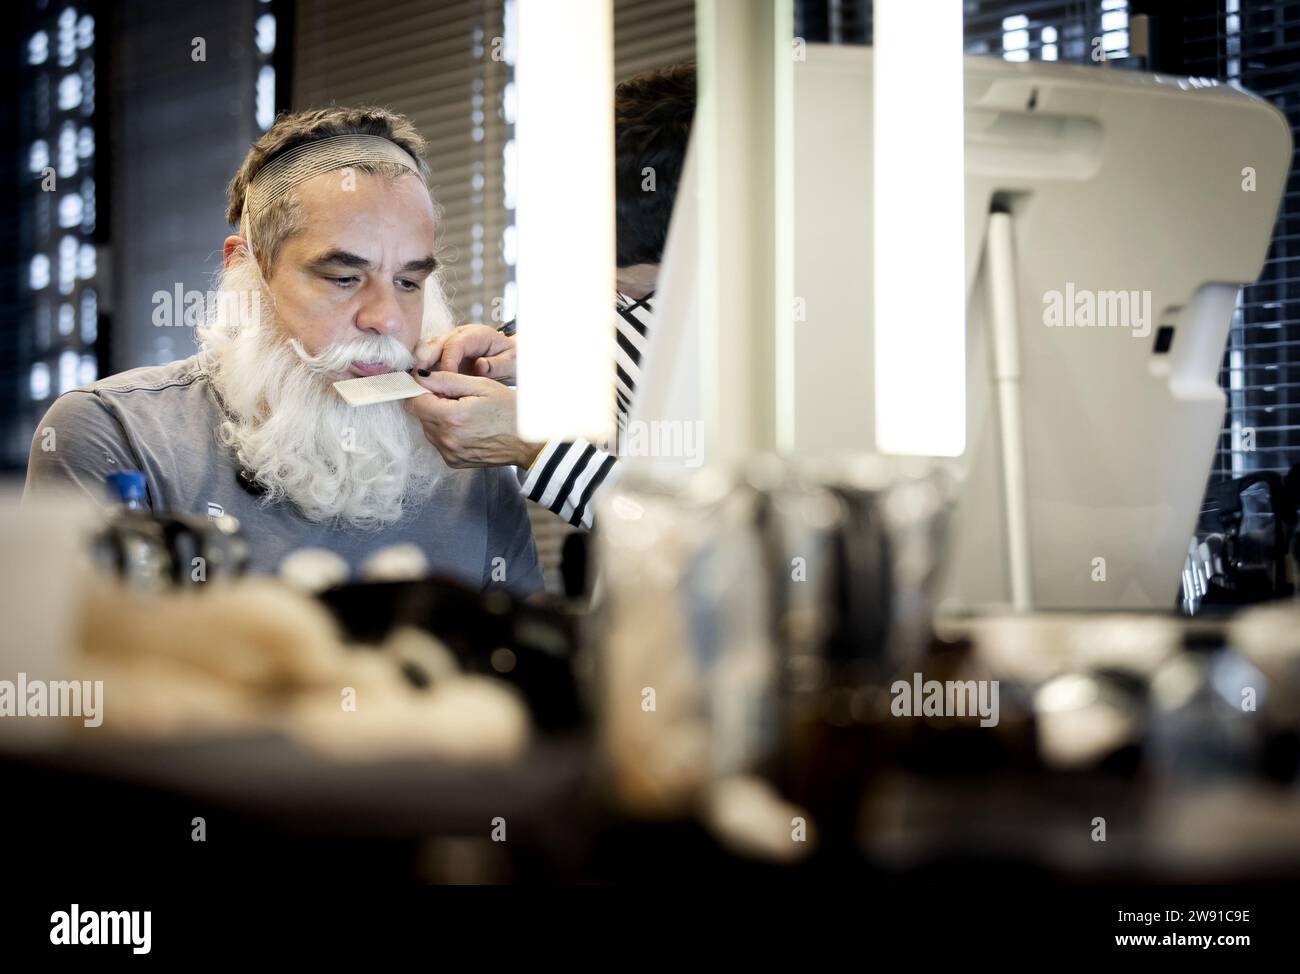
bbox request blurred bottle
[97,471,169,589]
[107,470,149,512]
[96,471,248,590]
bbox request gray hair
[226,106,433,276]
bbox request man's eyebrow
[306,251,438,275]
[307,249,372,271]
[400,256,438,275]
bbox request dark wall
[109,0,260,373]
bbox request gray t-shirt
[23,353,544,597]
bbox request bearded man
[23,107,543,596]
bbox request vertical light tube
[873,0,966,457]
[696,0,789,461]
[772,1,795,453]
[514,0,615,442]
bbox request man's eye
[327,276,359,288]
[397,278,422,292]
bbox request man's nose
[354,282,407,337]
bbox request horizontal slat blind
[1185,1,1300,482]
[794,0,1126,59]
[614,0,696,80]
[293,0,510,323]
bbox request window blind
[293,0,512,325]
[967,0,1130,60]
[1184,0,1300,483]
[794,0,1128,59]
[614,0,696,81]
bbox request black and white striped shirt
[518,292,652,529]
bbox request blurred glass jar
[950,612,1182,772]
[1146,646,1268,779]
[1226,602,1300,780]
[589,455,954,817]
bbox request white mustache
[289,335,416,375]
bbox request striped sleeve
[519,437,618,530]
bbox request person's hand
[415,324,517,382]
[405,371,542,469]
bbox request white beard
[197,258,448,530]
